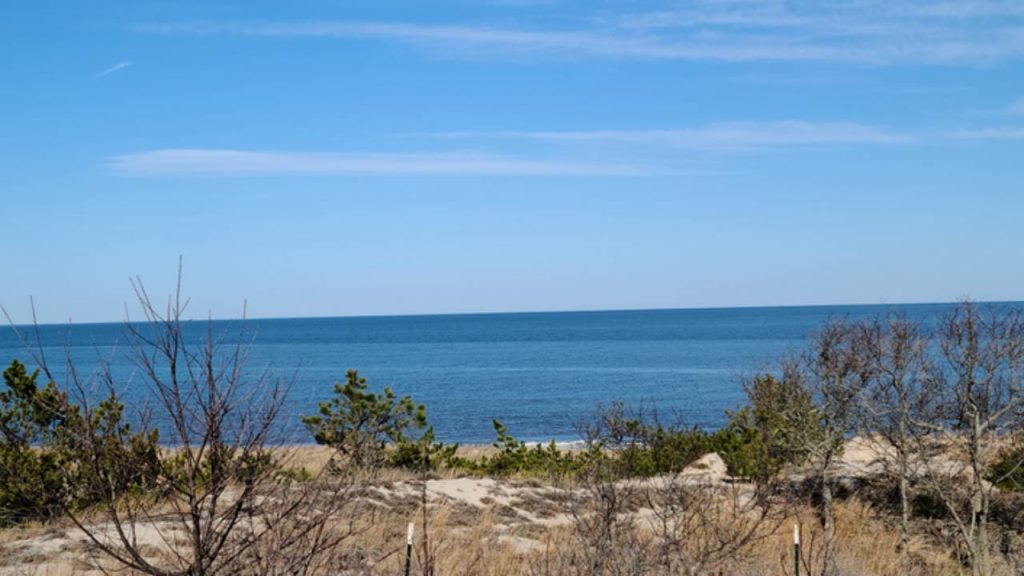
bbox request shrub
[387,426,458,471]
[581,402,773,479]
[0,359,160,526]
[458,420,586,477]
[614,423,712,477]
[20,275,371,576]
[725,372,823,480]
[989,443,1024,493]
[302,370,434,468]
[0,360,70,525]
[58,393,162,507]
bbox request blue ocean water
[0,303,1007,444]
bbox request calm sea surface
[0,303,1015,444]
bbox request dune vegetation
[1,285,1023,575]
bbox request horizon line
[8,298,1023,329]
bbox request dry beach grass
[0,444,969,576]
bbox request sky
[2,0,1023,324]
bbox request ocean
[0,302,1005,444]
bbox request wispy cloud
[431,122,913,150]
[946,126,1024,140]
[135,1,1024,65]
[728,73,852,87]
[620,0,1024,29]
[898,0,1024,19]
[97,61,132,77]
[110,120,1020,180]
[1011,97,1024,115]
[108,149,655,177]
[138,21,759,60]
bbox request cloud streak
[97,61,132,77]
[946,126,1024,140]
[109,119,1020,180]
[431,121,913,150]
[136,1,1024,65]
[108,149,654,177]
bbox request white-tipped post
[793,524,801,576]
[404,522,415,576]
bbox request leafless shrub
[911,301,1024,576]
[20,265,369,576]
[793,320,872,575]
[853,313,936,556]
[644,477,783,575]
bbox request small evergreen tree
[387,426,458,471]
[727,367,823,481]
[58,392,162,508]
[0,359,160,526]
[0,360,69,525]
[302,370,428,468]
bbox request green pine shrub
[0,359,160,526]
[302,370,457,471]
[723,372,824,480]
[458,419,588,477]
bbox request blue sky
[2,0,1023,323]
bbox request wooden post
[793,524,801,576]
[405,521,414,576]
